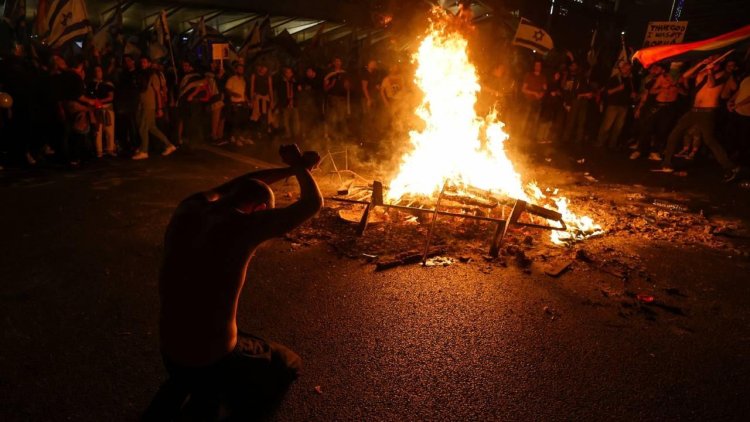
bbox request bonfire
[385,8,604,245]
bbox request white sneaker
[132,152,149,160]
[162,145,177,157]
[629,151,641,160]
[648,152,662,161]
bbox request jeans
[517,98,542,140]
[326,96,348,141]
[663,108,735,170]
[282,107,300,139]
[596,105,628,148]
[562,99,589,144]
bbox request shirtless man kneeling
[146,144,323,419]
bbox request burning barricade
[331,8,604,253]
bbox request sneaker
[629,151,641,160]
[162,145,177,157]
[25,152,37,165]
[105,151,118,158]
[132,151,149,160]
[42,144,55,155]
[96,152,104,158]
[648,152,662,161]
[628,143,639,150]
[723,167,741,183]
[651,166,674,173]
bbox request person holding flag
[656,55,742,182]
[596,60,637,150]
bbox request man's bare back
[159,145,323,367]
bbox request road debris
[583,173,599,183]
[651,199,690,213]
[543,306,561,320]
[424,256,455,267]
[544,260,573,277]
[375,248,447,271]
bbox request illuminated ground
[1,145,749,421]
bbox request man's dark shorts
[164,332,302,400]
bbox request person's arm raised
[239,148,323,241]
[209,146,320,198]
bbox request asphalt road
[1,147,749,421]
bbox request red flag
[633,24,750,68]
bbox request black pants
[663,108,735,170]
[226,103,249,138]
[116,111,139,154]
[144,333,301,420]
[63,130,88,164]
[637,102,679,156]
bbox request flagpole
[161,11,179,92]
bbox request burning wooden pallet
[328,181,567,260]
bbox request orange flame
[386,9,603,245]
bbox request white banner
[643,21,688,48]
[211,43,230,60]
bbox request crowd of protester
[0,41,748,183]
[494,53,749,182]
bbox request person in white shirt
[225,62,252,146]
